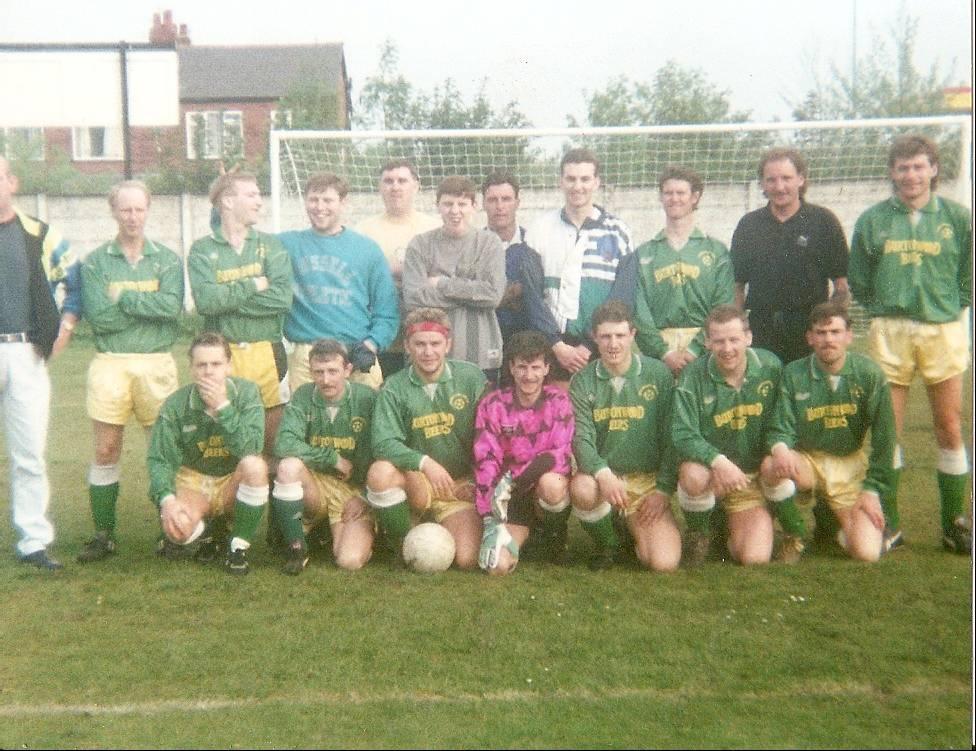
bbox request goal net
[270,115,971,332]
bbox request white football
[402,523,456,573]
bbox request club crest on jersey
[757,380,774,397]
[639,384,658,401]
[698,251,715,267]
[850,384,865,400]
[937,223,954,240]
[182,425,197,432]
[450,394,469,411]
[795,392,810,401]
[351,417,366,434]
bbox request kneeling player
[472,331,574,575]
[673,305,788,566]
[147,333,268,574]
[366,308,486,569]
[569,300,682,571]
[760,303,894,562]
[272,339,377,574]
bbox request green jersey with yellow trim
[766,352,895,497]
[569,354,676,491]
[81,239,183,354]
[188,227,292,343]
[633,229,734,359]
[672,348,782,472]
[849,195,971,323]
[147,377,265,506]
[274,381,376,486]
[371,360,486,478]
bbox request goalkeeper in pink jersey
[472,331,575,575]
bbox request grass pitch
[0,339,972,749]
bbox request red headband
[405,321,450,339]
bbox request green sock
[231,499,265,545]
[881,468,901,529]
[272,497,305,546]
[376,502,412,548]
[684,510,712,534]
[89,482,119,535]
[580,509,619,551]
[937,471,968,533]
[775,496,807,538]
[812,495,838,537]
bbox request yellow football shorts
[174,466,235,518]
[229,340,290,408]
[796,449,868,511]
[868,315,970,386]
[609,472,662,517]
[86,352,178,427]
[288,342,383,392]
[660,327,701,354]
[719,472,766,515]
[303,470,373,528]
[409,471,476,523]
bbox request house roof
[177,44,346,101]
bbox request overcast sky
[1,0,971,128]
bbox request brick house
[2,11,350,177]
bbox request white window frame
[185,110,244,160]
[2,127,45,160]
[72,126,124,161]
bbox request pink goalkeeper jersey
[472,384,575,516]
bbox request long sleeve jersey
[472,385,575,515]
[274,380,376,486]
[672,348,782,473]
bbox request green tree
[353,40,534,186]
[569,61,758,186]
[278,74,343,130]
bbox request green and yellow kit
[188,227,292,342]
[371,360,486,478]
[81,239,183,353]
[569,354,677,491]
[147,377,265,506]
[672,348,782,472]
[274,381,377,486]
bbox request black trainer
[588,547,616,571]
[20,549,63,570]
[225,547,250,575]
[942,517,972,555]
[77,531,116,563]
[281,542,309,575]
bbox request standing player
[271,339,377,574]
[472,331,574,575]
[188,171,292,456]
[730,148,850,364]
[760,302,895,562]
[482,172,554,340]
[848,134,972,554]
[365,308,486,569]
[569,300,682,571]
[528,148,635,382]
[402,176,506,381]
[672,305,793,566]
[632,165,735,377]
[356,159,440,378]
[77,180,184,562]
[0,156,80,569]
[147,333,268,575]
[280,172,398,392]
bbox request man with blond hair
[77,180,184,562]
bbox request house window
[72,126,123,160]
[2,127,45,160]
[185,110,243,160]
[270,109,293,129]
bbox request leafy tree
[278,74,343,130]
[569,61,759,186]
[354,40,533,186]
[790,7,961,180]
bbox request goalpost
[270,115,971,332]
